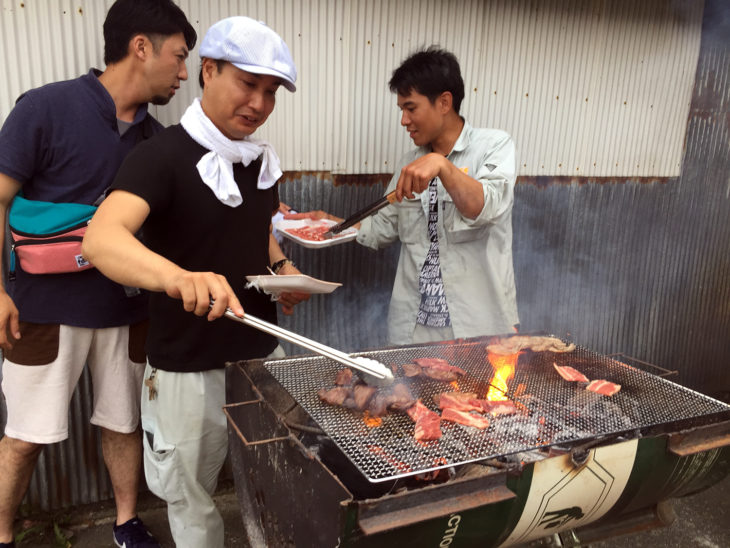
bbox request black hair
[103,0,197,65]
[198,59,227,89]
[389,47,465,114]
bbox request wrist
[271,258,294,274]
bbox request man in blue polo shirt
[0,1,195,547]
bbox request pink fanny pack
[8,196,97,278]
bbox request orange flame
[449,380,460,391]
[362,410,383,428]
[486,351,520,401]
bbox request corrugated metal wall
[1,0,728,513]
[0,0,703,176]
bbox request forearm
[439,162,485,219]
[83,223,184,292]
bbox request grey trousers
[140,346,285,548]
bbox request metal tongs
[213,301,395,386]
[323,190,398,239]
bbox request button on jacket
[357,122,519,344]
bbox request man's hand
[0,292,20,351]
[276,261,310,315]
[395,153,448,201]
[163,270,244,321]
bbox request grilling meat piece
[406,400,442,441]
[401,362,423,377]
[368,382,416,417]
[317,386,350,406]
[435,391,519,417]
[334,368,354,386]
[434,391,482,413]
[350,384,377,410]
[488,335,576,355]
[477,399,518,416]
[411,357,467,382]
[441,408,491,429]
[586,379,622,396]
[553,363,589,383]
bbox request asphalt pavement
[11,474,730,547]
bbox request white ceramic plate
[274,219,357,249]
[245,274,342,295]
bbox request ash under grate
[264,340,730,483]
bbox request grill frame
[264,336,730,483]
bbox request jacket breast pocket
[442,198,489,244]
[397,198,424,244]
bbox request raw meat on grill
[553,363,589,383]
[334,368,354,386]
[317,386,350,406]
[433,391,483,413]
[586,379,622,396]
[487,335,576,355]
[477,399,518,416]
[406,400,442,441]
[441,408,491,429]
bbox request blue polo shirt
[0,69,157,327]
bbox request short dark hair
[389,47,465,114]
[103,0,197,65]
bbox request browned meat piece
[421,368,462,382]
[413,357,467,376]
[317,386,350,406]
[334,368,354,386]
[351,384,377,410]
[368,382,416,417]
[488,335,575,355]
[406,400,442,441]
[441,408,491,429]
[401,362,423,377]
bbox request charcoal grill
[262,337,730,482]
[224,335,730,547]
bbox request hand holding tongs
[212,301,394,386]
[324,190,398,239]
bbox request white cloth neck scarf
[180,97,282,207]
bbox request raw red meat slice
[553,363,589,383]
[441,408,491,429]
[406,400,442,441]
[477,400,518,416]
[334,368,354,386]
[433,392,482,412]
[586,379,621,396]
[285,224,333,241]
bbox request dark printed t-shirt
[0,69,156,327]
[111,125,280,372]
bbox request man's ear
[130,34,149,61]
[201,58,217,85]
[438,91,453,114]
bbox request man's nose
[178,62,188,81]
[400,111,410,126]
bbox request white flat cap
[200,16,297,92]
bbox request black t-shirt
[111,124,279,372]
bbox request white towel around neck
[180,98,282,207]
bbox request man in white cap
[82,16,307,547]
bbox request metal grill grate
[264,339,730,482]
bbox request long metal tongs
[323,190,398,238]
[214,302,394,386]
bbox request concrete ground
[11,474,730,547]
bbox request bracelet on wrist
[271,258,294,274]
